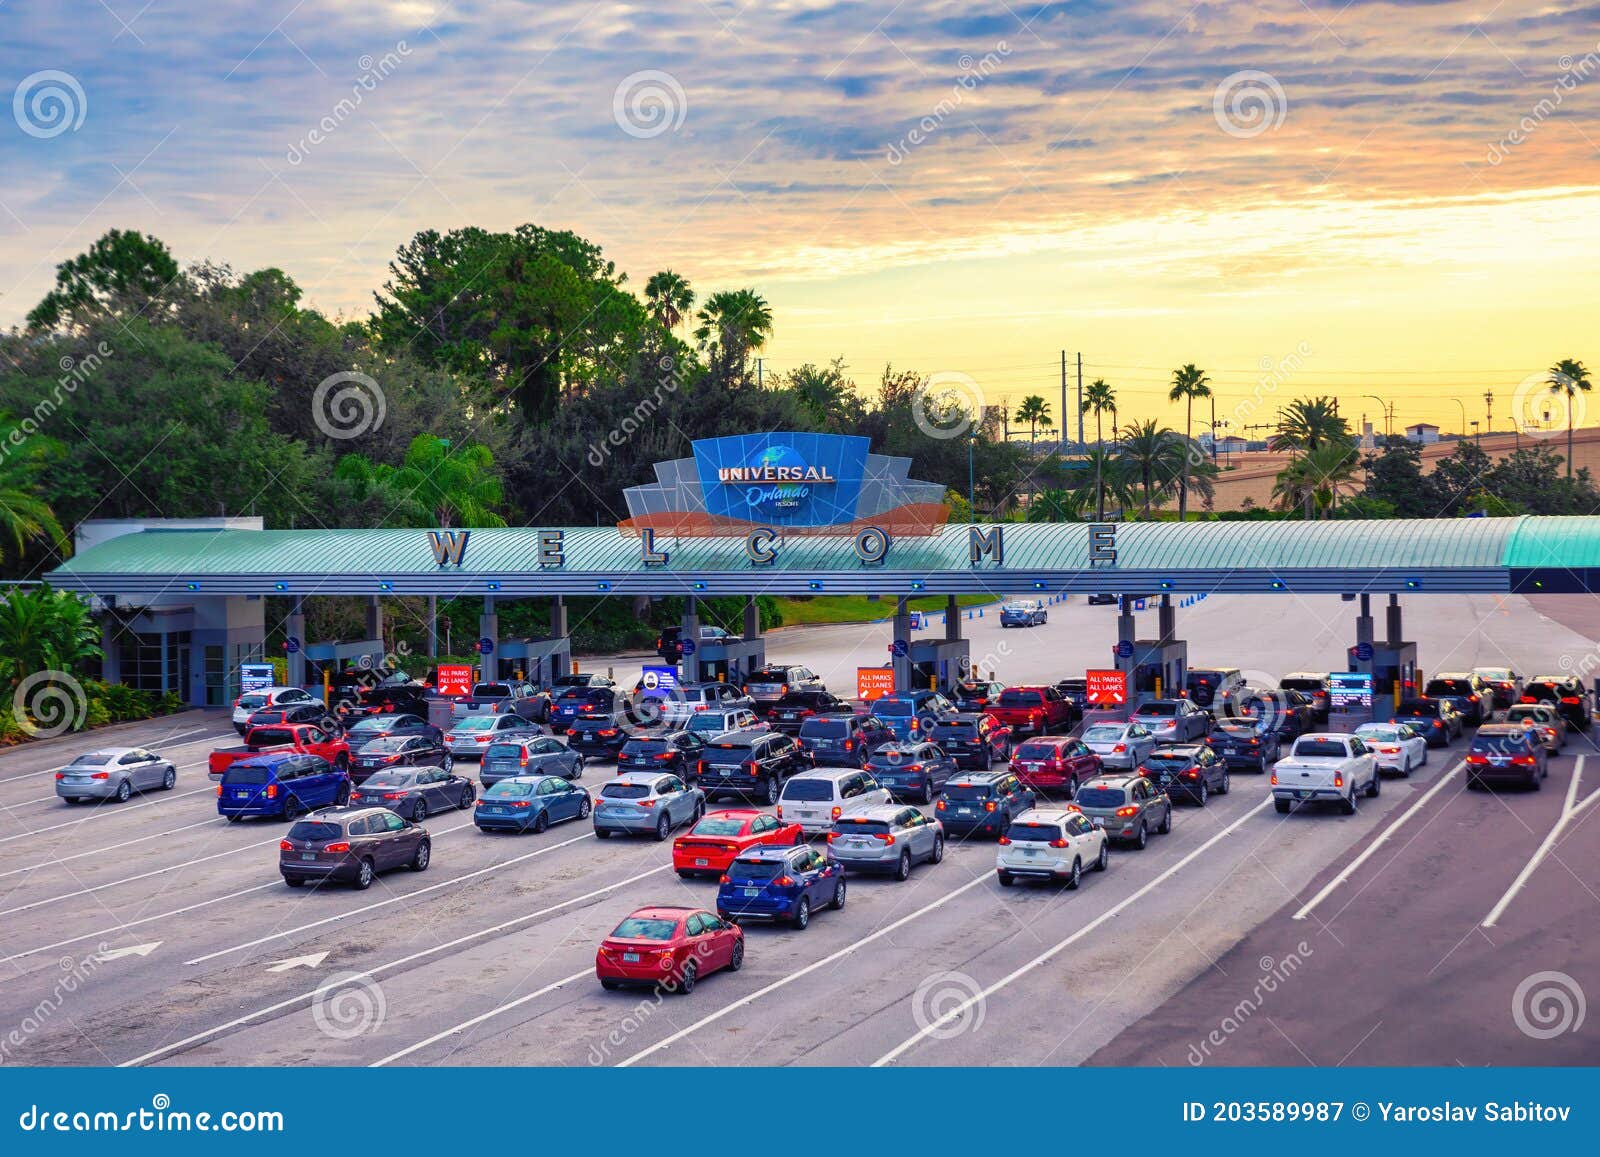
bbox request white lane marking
[0,728,219,785]
[92,942,162,962]
[1291,761,1462,921]
[183,831,595,965]
[120,863,671,1067]
[616,871,994,1068]
[0,819,221,879]
[873,799,1271,1067]
[372,970,591,1067]
[0,883,279,966]
[0,787,217,844]
[0,820,473,917]
[267,951,329,972]
[1483,755,1589,928]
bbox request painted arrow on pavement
[93,942,161,963]
[266,951,329,972]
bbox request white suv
[996,808,1108,889]
[232,686,321,734]
[685,707,765,738]
[777,768,892,836]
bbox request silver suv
[660,682,756,728]
[776,768,891,835]
[827,804,945,880]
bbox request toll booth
[682,637,766,686]
[304,639,385,690]
[908,638,971,694]
[1348,641,1418,706]
[1113,595,1186,699]
[494,637,573,689]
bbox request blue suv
[716,844,847,930]
[869,690,958,742]
[217,753,350,822]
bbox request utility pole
[1076,352,1084,452]
[1484,390,1493,435]
[1209,393,1217,462]
[756,357,764,388]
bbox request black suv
[953,680,1006,712]
[1278,673,1331,723]
[797,714,893,767]
[656,625,731,663]
[767,690,851,733]
[699,730,813,804]
[1521,676,1592,733]
[564,713,628,756]
[1140,743,1229,805]
[617,730,709,778]
[934,771,1036,838]
[928,714,1012,770]
[552,686,616,726]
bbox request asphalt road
[0,591,1596,1068]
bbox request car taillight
[935,800,946,811]
[1182,769,1198,779]
[266,784,279,798]
[279,840,294,851]
[1333,775,1344,788]
[719,874,730,884]
[1466,755,1488,765]
[654,753,675,761]
[983,801,997,812]
[842,739,854,751]
[567,729,578,737]
[1561,697,1581,705]
[54,772,64,780]
[637,799,657,808]
[1519,695,1536,703]
[510,801,533,809]
[1112,743,1126,753]
[1065,803,1082,813]
[324,842,351,853]
[873,833,895,845]
[831,806,842,819]
[1512,755,1536,765]
[382,791,406,799]
[775,805,783,818]
[1048,839,1068,848]
[477,736,492,743]
[694,704,707,711]
[775,875,796,887]
[1115,806,1138,817]
[216,785,223,796]
[997,836,1012,845]
[744,761,759,774]
[909,719,919,730]
[1270,773,1278,785]
[90,772,109,780]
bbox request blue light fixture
[1405,579,1422,590]
[378,582,393,591]
[909,580,924,591]
[809,581,823,592]
[185,582,199,592]
[597,581,611,592]
[692,581,707,591]
[486,580,500,591]
[273,582,288,592]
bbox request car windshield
[868,748,914,765]
[486,780,537,798]
[1014,741,1064,760]
[687,715,730,732]
[998,690,1042,706]
[1214,721,1260,736]
[942,783,994,801]
[238,694,268,709]
[223,765,272,785]
[1358,728,1401,742]
[485,743,527,759]
[1396,701,1439,717]
[1076,787,1126,807]
[1281,679,1325,691]
[1294,739,1350,757]
[1508,707,1554,723]
[691,817,747,836]
[1471,734,1529,753]
[931,723,977,739]
[727,859,782,882]
[1426,680,1474,696]
[601,783,651,799]
[749,669,791,683]
[621,740,671,756]
[873,699,914,716]
[1135,702,1177,716]
[1189,673,1220,687]
[709,741,756,756]
[780,779,835,801]
[69,753,114,767]
[1081,727,1126,743]
[1477,669,1513,680]
[800,719,849,738]
[1008,822,1063,843]
[287,821,342,841]
[610,917,679,940]
[362,773,413,788]
[956,683,987,697]
[362,737,409,752]
[1145,751,1190,764]
[475,684,512,697]
[835,819,891,835]
[454,717,496,731]
[348,717,393,733]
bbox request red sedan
[672,808,803,878]
[1009,736,1102,794]
[595,906,744,994]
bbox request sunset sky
[3,1,1597,437]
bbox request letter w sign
[428,529,471,567]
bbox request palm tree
[0,415,66,563]
[1079,447,1137,518]
[1081,378,1117,519]
[1119,419,1186,518]
[643,270,694,331]
[1014,395,1053,443]
[1271,396,1350,454]
[1271,441,1362,519]
[1547,358,1592,479]
[694,289,774,386]
[1026,487,1089,522]
[0,584,101,691]
[335,435,508,528]
[1167,365,1212,521]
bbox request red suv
[1009,736,1101,794]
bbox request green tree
[1272,440,1362,519]
[26,229,180,333]
[1078,446,1138,518]
[1119,419,1185,518]
[784,359,864,432]
[1430,439,1495,516]
[643,270,694,331]
[0,584,100,689]
[1271,396,1350,453]
[694,289,774,387]
[1361,436,1444,518]
[1167,364,1211,521]
[0,417,66,563]
[1486,444,1600,515]
[1547,358,1592,479]
[335,435,507,528]
[1081,378,1116,519]
[1014,394,1053,442]
[1026,487,1088,522]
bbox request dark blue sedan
[715,844,846,930]
[474,774,592,833]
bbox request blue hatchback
[217,753,350,822]
[715,844,847,930]
[870,690,958,742]
[474,774,592,833]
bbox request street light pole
[1364,394,1391,439]
[968,430,976,524]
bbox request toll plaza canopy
[41,515,1600,598]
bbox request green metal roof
[41,516,1567,598]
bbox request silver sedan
[593,772,705,841]
[1079,722,1157,771]
[55,747,177,804]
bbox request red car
[672,808,804,878]
[595,906,744,994]
[985,685,1076,738]
[1009,736,1102,794]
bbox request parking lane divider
[371,969,594,1066]
[0,787,219,845]
[872,798,1271,1067]
[1483,754,1589,928]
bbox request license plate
[623,952,640,963]
[1091,818,1104,828]
[488,805,506,814]
[300,853,316,861]
[957,807,973,814]
[743,888,760,897]
[234,789,249,798]
[1022,848,1039,857]
[1299,790,1316,799]
[695,858,709,866]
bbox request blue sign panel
[1116,639,1135,658]
[284,635,301,654]
[680,638,697,656]
[639,665,679,697]
[1354,641,1374,662]
[478,637,495,655]
[239,663,276,695]
[694,433,870,528]
[889,639,909,657]
[1329,670,1373,711]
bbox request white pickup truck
[1271,733,1380,815]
